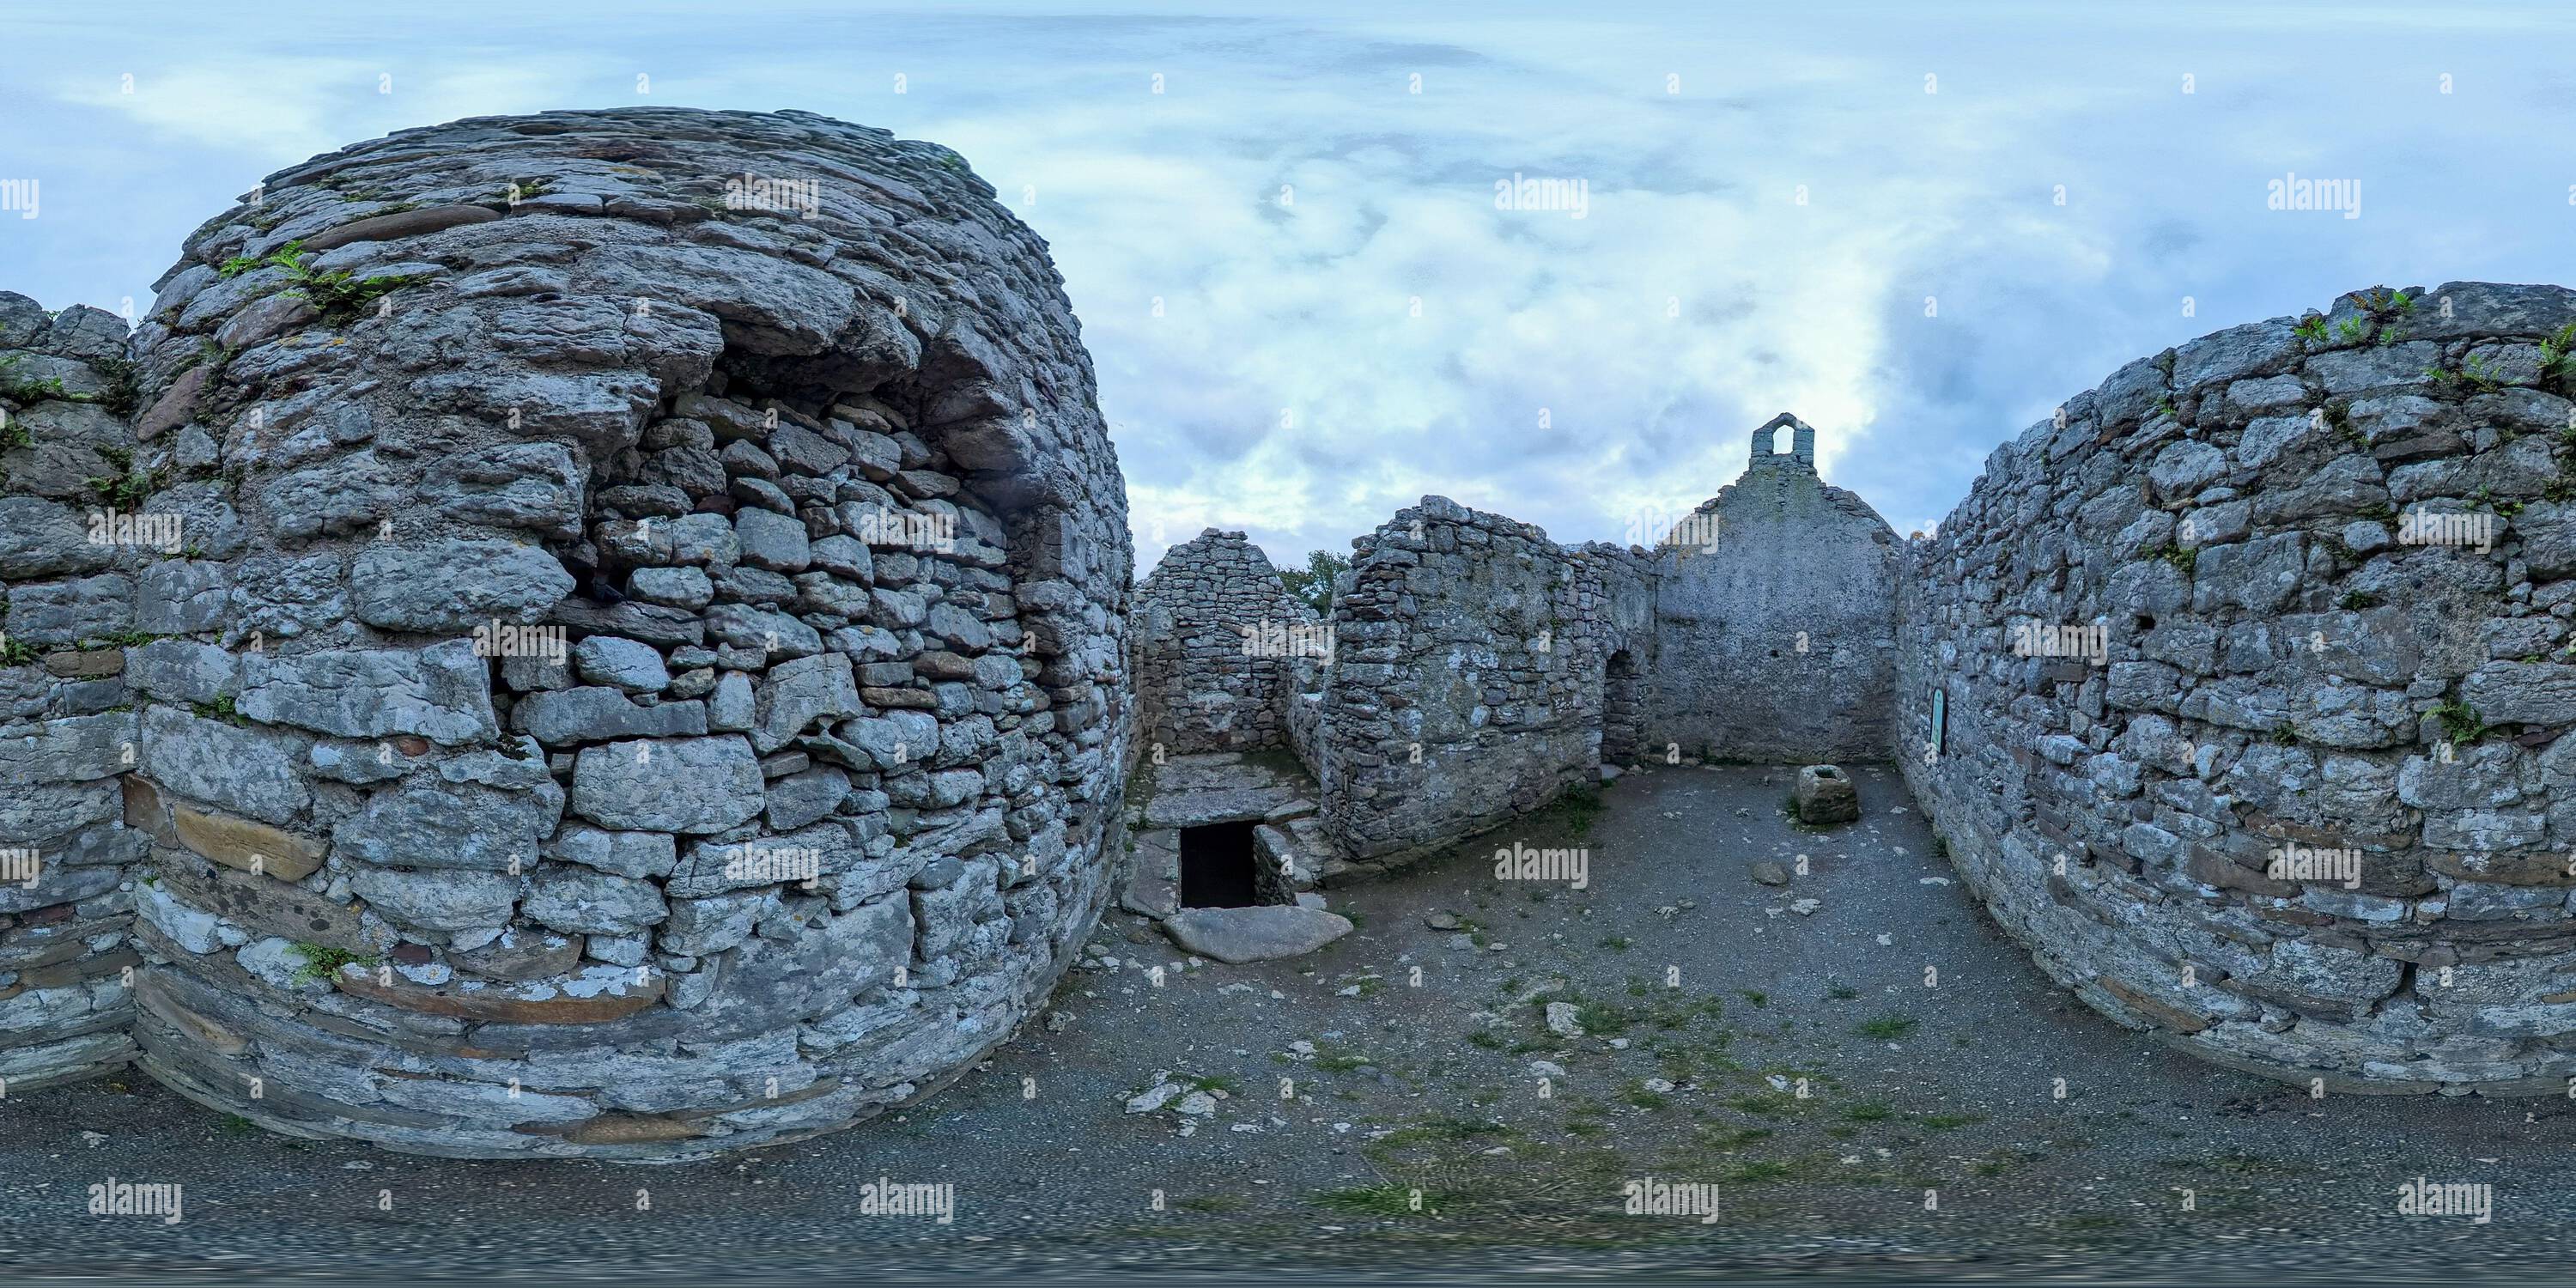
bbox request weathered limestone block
[523,865,668,937]
[335,779,563,872]
[571,737,765,834]
[542,825,677,881]
[659,891,773,957]
[572,636,669,694]
[751,653,860,755]
[1793,765,1860,824]
[416,442,585,538]
[515,687,708,744]
[137,709,309,827]
[350,540,574,633]
[236,639,499,744]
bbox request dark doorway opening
[1601,648,1643,766]
[1180,821,1261,908]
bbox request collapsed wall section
[1897,281,2576,1093]
[0,107,1131,1157]
[1319,496,1654,866]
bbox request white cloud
[8,1,2569,578]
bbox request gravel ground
[3,762,2571,1284]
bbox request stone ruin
[1133,284,2576,1097]
[1655,414,1901,765]
[1129,529,1318,756]
[1898,283,2576,1092]
[3,108,2574,1160]
[1129,429,1902,873]
[0,107,1130,1158]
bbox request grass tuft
[1856,1014,1918,1042]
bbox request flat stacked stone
[1896,282,2576,1095]
[0,298,150,1094]
[1130,529,1320,755]
[0,107,1132,1157]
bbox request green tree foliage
[1278,549,1347,614]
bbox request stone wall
[21,117,2570,1119]
[0,298,151,1095]
[1279,423,1889,865]
[1318,496,1655,866]
[1652,414,1901,762]
[1130,529,1320,756]
[1896,281,2576,1094]
[0,107,1131,1157]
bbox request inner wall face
[17,108,1132,1158]
[1896,283,2576,1095]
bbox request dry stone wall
[0,107,1131,1157]
[1897,281,2576,1093]
[0,299,151,1097]
[1317,497,1655,866]
[1130,437,1895,874]
[1651,414,1901,763]
[1130,529,1320,756]
[16,110,2568,1120]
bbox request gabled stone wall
[1897,282,2576,1094]
[1651,413,1901,763]
[1130,529,1319,756]
[0,107,1131,1157]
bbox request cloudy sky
[5,2,2572,572]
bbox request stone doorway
[1121,751,1343,920]
[1180,821,1262,908]
[1121,751,1356,963]
[1601,649,1643,766]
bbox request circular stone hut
[0,107,1132,1157]
[1897,283,2576,1094]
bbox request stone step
[1257,815,1346,892]
[1158,905,1352,963]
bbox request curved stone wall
[2,107,1130,1157]
[0,297,149,1097]
[1897,282,2576,1093]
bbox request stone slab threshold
[1120,752,1344,936]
